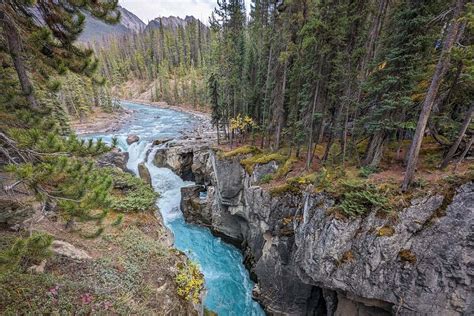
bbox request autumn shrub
[221,145,260,158]
[175,261,204,303]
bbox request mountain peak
[145,15,203,32]
[79,6,145,43]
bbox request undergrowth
[240,152,286,174]
[333,179,389,217]
[175,260,204,304]
[220,145,260,158]
[109,170,158,213]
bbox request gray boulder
[126,134,139,145]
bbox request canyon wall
[156,145,473,315]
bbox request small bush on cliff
[260,174,273,184]
[175,260,204,303]
[110,171,158,213]
[275,157,298,178]
[269,183,301,197]
[334,179,388,217]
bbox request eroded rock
[138,162,152,186]
[180,149,474,315]
[51,240,91,260]
[96,149,129,171]
[126,134,140,145]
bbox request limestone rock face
[180,150,474,316]
[96,149,129,171]
[180,185,211,226]
[126,134,140,145]
[138,162,152,186]
[153,140,213,183]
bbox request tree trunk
[274,59,288,150]
[216,121,221,145]
[306,90,318,170]
[402,0,466,191]
[1,11,39,110]
[363,132,386,167]
[454,136,473,171]
[440,104,473,168]
[306,55,324,169]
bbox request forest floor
[217,136,473,211]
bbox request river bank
[71,106,133,135]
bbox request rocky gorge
[151,138,473,315]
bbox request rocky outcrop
[96,149,129,171]
[126,134,140,145]
[153,139,213,183]
[51,240,92,260]
[180,151,474,316]
[138,162,152,186]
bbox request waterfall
[84,101,264,315]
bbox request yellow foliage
[241,152,286,174]
[339,250,355,264]
[399,249,417,264]
[376,225,395,237]
[221,145,260,158]
[410,92,425,102]
[275,157,298,179]
[230,114,256,132]
[175,261,204,304]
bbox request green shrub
[111,214,124,226]
[0,232,53,272]
[260,174,273,184]
[269,183,301,197]
[336,179,388,217]
[358,166,379,178]
[110,171,158,213]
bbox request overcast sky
[120,0,250,24]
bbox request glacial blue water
[83,101,264,315]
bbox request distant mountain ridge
[80,8,206,43]
[79,6,145,42]
[145,15,205,32]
